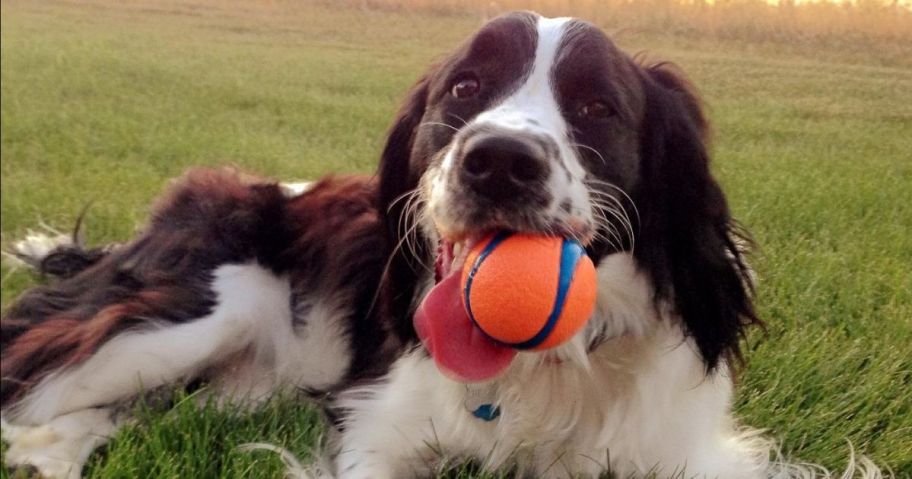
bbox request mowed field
[1,1,910,477]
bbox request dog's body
[1,172,760,479]
[0,13,882,479]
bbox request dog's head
[378,13,758,379]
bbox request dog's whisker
[572,143,607,166]
[402,196,430,268]
[446,112,469,126]
[593,218,624,251]
[585,178,641,227]
[367,189,432,319]
[587,187,636,251]
[589,198,632,252]
[419,121,460,132]
[402,191,430,266]
[387,188,420,214]
[594,202,633,248]
[366,210,431,320]
[396,190,419,250]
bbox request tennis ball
[461,232,597,350]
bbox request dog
[0,12,884,479]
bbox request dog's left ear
[634,63,760,372]
[376,76,432,341]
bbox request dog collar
[471,403,501,421]
[464,383,501,422]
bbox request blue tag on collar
[472,403,501,421]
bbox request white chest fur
[332,254,764,479]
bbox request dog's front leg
[333,450,411,479]
[330,351,468,479]
[332,423,438,479]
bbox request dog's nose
[460,135,548,200]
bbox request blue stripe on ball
[510,238,585,350]
[464,231,512,331]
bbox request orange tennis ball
[460,232,597,350]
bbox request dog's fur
[1,12,884,479]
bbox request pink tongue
[414,271,517,382]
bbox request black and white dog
[0,12,882,479]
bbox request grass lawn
[1,1,910,477]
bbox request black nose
[460,135,548,200]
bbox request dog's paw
[3,422,80,479]
[2,409,117,479]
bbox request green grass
[2,1,910,477]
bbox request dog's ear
[634,63,760,371]
[376,75,432,341]
[377,75,431,243]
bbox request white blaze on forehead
[472,16,572,134]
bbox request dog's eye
[451,76,480,99]
[578,101,613,120]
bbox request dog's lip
[433,221,594,284]
[436,219,594,258]
[434,233,487,283]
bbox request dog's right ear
[376,75,431,341]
